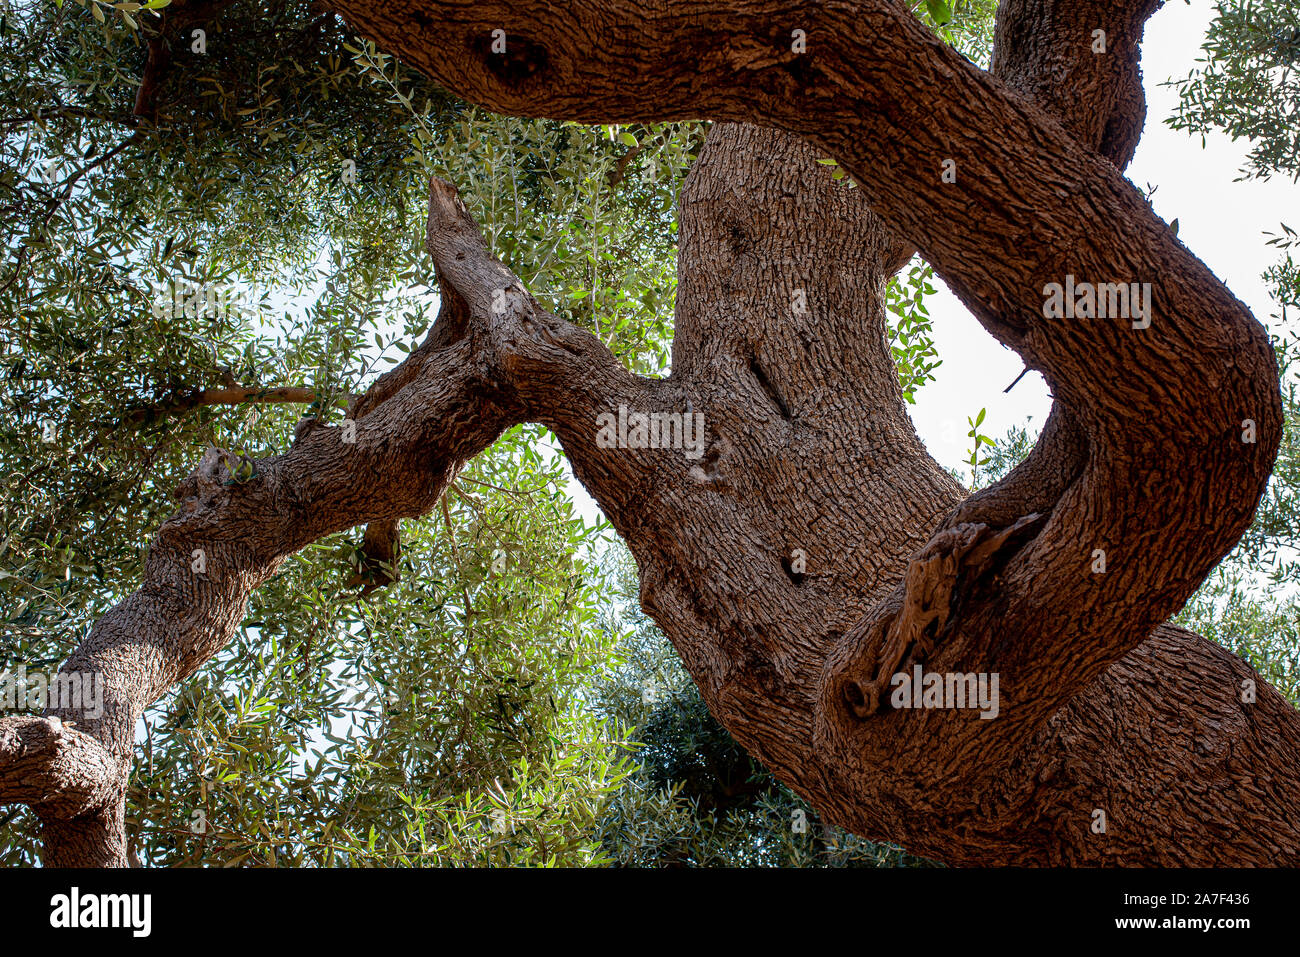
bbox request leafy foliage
[1167,0,1300,182]
[0,0,996,866]
[0,0,700,865]
[915,0,999,63]
[887,260,942,404]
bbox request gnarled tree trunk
[4,0,1297,866]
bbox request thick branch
[13,0,1296,867]
[315,0,1293,861]
[3,176,661,864]
[125,385,318,424]
[3,260,525,862]
[0,717,120,819]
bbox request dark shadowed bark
[4,0,1297,866]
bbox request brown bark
[134,0,243,120]
[4,0,1297,866]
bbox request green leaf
[925,0,952,25]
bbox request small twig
[51,132,143,193]
[456,475,555,497]
[607,141,647,187]
[125,384,317,424]
[0,106,136,129]
[1003,367,1031,393]
[440,494,474,618]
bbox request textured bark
[4,0,1298,866]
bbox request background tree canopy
[0,0,1293,866]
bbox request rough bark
[4,0,1297,866]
